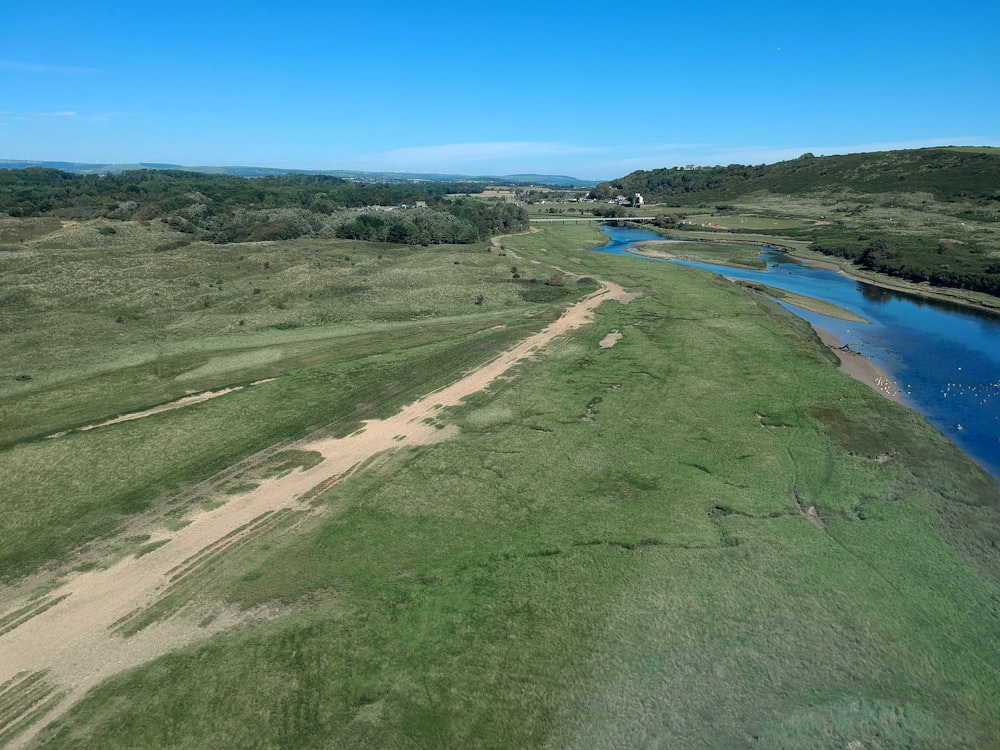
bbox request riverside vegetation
[587,147,1000,302]
[1,167,999,748]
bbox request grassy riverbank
[23,223,1000,749]
[631,239,767,269]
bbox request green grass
[0,227,555,394]
[680,213,815,232]
[631,239,767,269]
[0,222,580,397]
[0,217,65,243]
[0,316,547,580]
[28,223,1000,749]
[0,220,592,579]
[735,280,870,322]
[0,670,64,747]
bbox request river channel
[596,224,1000,481]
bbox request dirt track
[0,275,634,749]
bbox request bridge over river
[529,216,659,223]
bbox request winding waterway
[596,225,1000,481]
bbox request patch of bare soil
[0,263,635,749]
[791,488,826,531]
[599,329,623,349]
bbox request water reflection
[859,285,898,305]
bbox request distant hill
[593,147,1000,299]
[0,161,186,174]
[0,160,595,188]
[500,174,592,187]
[591,147,1000,203]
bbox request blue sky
[3,0,998,180]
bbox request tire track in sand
[0,275,634,749]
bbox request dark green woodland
[0,168,528,245]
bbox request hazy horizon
[6,142,1000,183]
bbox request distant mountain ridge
[0,160,595,187]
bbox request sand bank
[814,326,900,403]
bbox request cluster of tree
[591,206,628,218]
[650,213,687,230]
[589,166,764,201]
[0,168,467,217]
[810,234,1000,296]
[0,168,527,245]
[335,208,478,244]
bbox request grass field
[0,220,589,580]
[677,214,817,232]
[630,240,767,269]
[3,220,1000,748]
[0,220,563,393]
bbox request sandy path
[0,276,633,749]
[45,380,276,439]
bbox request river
[596,225,1000,481]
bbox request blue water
[596,225,1000,480]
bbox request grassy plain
[0,221,584,579]
[4,220,1000,748]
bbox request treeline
[589,165,766,201]
[590,148,1000,204]
[809,233,1000,296]
[0,168,527,244]
[334,201,526,244]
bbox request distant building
[614,193,644,207]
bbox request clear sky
[3,0,998,180]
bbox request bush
[248,220,302,242]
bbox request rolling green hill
[592,148,1000,297]
[0,160,594,187]
[592,147,1000,203]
